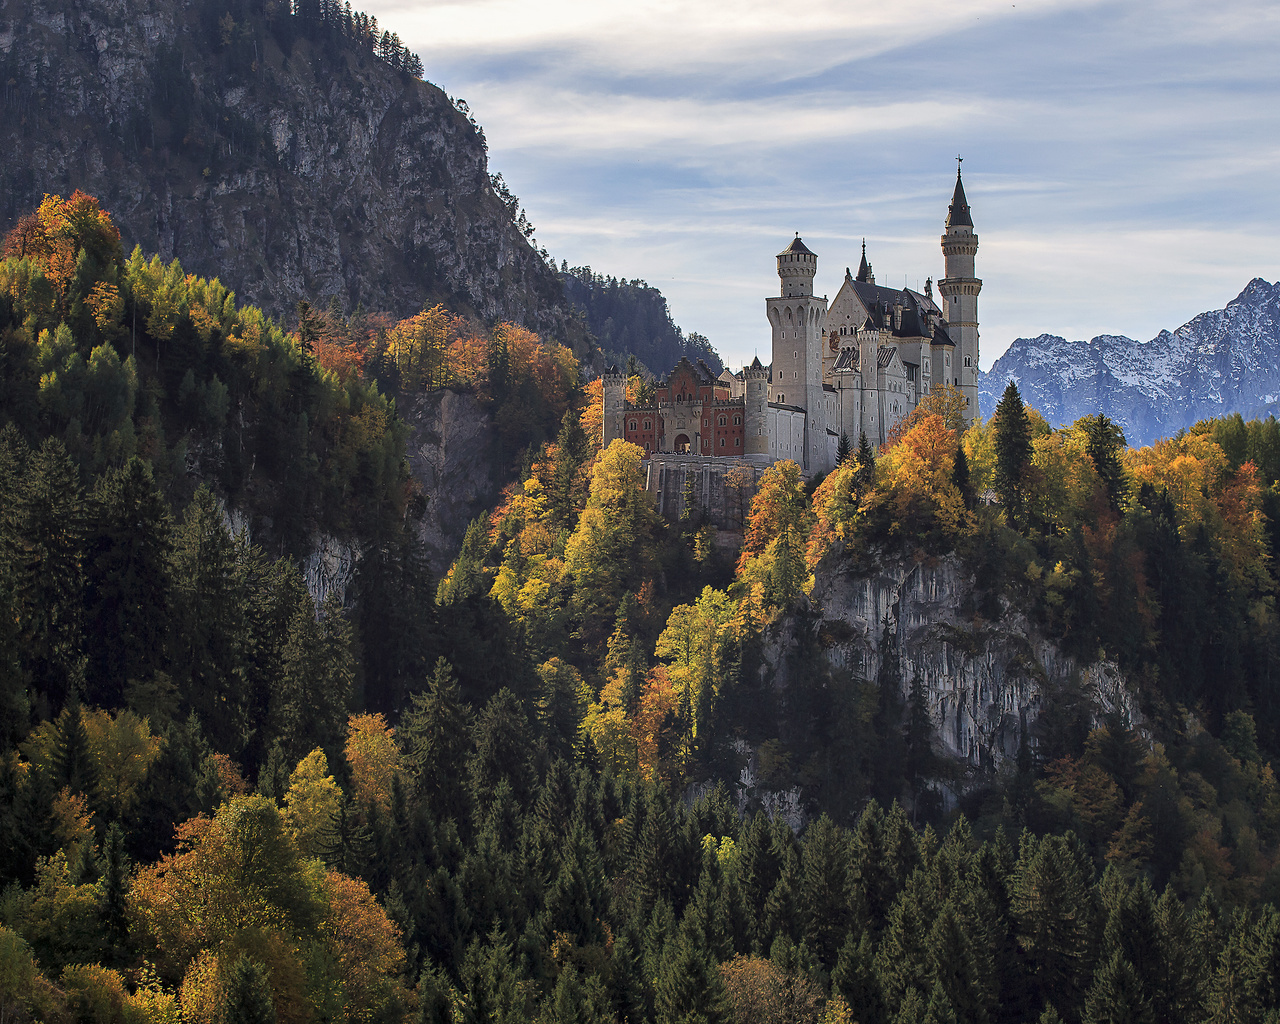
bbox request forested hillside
[10,199,1280,1021]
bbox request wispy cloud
[364,0,1280,368]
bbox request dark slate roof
[856,240,873,283]
[779,234,815,256]
[877,346,897,369]
[833,348,858,372]
[750,355,765,370]
[769,402,806,413]
[606,364,620,374]
[947,169,973,228]
[848,281,941,340]
[823,383,837,393]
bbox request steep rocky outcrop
[0,0,589,352]
[793,549,1135,773]
[400,388,498,576]
[980,279,1280,444]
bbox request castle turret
[767,235,830,472]
[602,365,626,447]
[938,165,981,421]
[743,356,769,456]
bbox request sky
[363,0,1280,371]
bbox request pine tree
[1077,414,1128,513]
[51,696,97,799]
[468,688,535,808]
[170,486,248,753]
[902,675,937,815]
[1011,834,1094,1015]
[836,432,852,466]
[224,956,278,1024]
[82,456,172,708]
[1082,952,1154,1024]
[833,931,885,1024]
[273,589,351,761]
[952,443,973,508]
[992,381,1032,527]
[855,432,876,491]
[12,438,87,707]
[403,657,473,825]
[799,815,852,970]
[654,930,729,1024]
[99,822,130,957]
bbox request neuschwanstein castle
[602,168,981,480]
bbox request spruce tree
[99,822,130,957]
[903,675,937,815]
[855,432,876,491]
[952,443,973,508]
[51,696,97,799]
[224,956,277,1024]
[836,432,852,466]
[799,814,852,970]
[833,931,885,1024]
[654,930,729,1024]
[13,438,87,707]
[1077,413,1128,513]
[992,381,1032,527]
[82,456,172,708]
[1082,952,1154,1024]
[403,658,473,825]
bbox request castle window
[720,438,725,447]
[644,420,652,430]
[718,415,727,426]
[736,438,741,447]
[629,420,638,431]
[734,416,741,425]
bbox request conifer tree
[99,822,130,957]
[837,432,852,466]
[992,381,1032,527]
[833,932,885,1024]
[403,658,473,825]
[274,590,352,761]
[13,438,87,707]
[82,456,172,708]
[51,696,97,799]
[1081,952,1153,1024]
[468,688,535,808]
[224,956,277,1024]
[952,443,973,509]
[903,675,937,815]
[654,930,729,1024]
[1077,413,1128,513]
[799,815,852,970]
[855,432,876,491]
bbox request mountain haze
[0,0,589,351]
[980,278,1280,444]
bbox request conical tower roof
[946,168,973,228]
[778,234,814,257]
[856,239,873,282]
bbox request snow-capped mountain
[978,279,1280,446]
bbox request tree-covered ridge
[0,192,407,551]
[560,267,722,376]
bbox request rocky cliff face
[788,549,1135,776]
[0,0,588,351]
[400,388,498,576]
[980,279,1280,445]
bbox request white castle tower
[937,165,980,420]
[767,235,829,471]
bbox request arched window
[734,415,741,425]
[720,438,726,447]
[718,415,727,426]
[735,437,741,447]
[643,419,652,430]
[629,419,638,431]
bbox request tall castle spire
[856,239,874,284]
[938,161,980,423]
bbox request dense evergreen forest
[560,268,722,377]
[9,193,1280,1023]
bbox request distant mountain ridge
[979,278,1280,445]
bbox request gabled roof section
[750,355,765,370]
[779,234,814,256]
[878,346,897,369]
[946,169,973,228]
